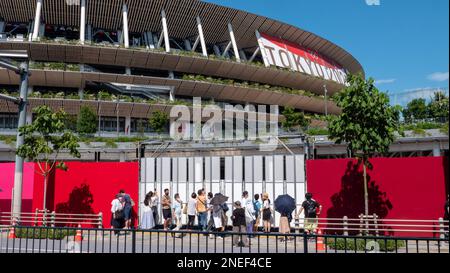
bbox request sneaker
[209,234,214,239]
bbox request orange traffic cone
[8,226,16,239]
[316,228,326,251]
[75,225,83,242]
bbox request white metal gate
[139,154,306,227]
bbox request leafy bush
[77,106,98,135]
[149,110,169,133]
[306,127,329,136]
[326,237,405,252]
[14,227,76,240]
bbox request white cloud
[375,78,396,85]
[427,72,449,82]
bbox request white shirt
[187,198,197,216]
[111,198,123,213]
[150,196,159,207]
[263,200,270,209]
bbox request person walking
[231,201,249,247]
[241,191,255,237]
[140,192,155,229]
[172,193,183,237]
[206,192,215,235]
[187,192,197,230]
[196,189,208,232]
[295,192,322,235]
[279,211,292,241]
[261,193,272,233]
[161,188,172,230]
[111,194,124,235]
[253,194,262,232]
[150,191,159,226]
[119,189,133,230]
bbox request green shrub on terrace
[14,227,76,240]
[440,123,449,135]
[0,135,16,144]
[77,106,98,135]
[326,237,405,252]
[306,127,329,136]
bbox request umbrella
[209,193,228,206]
[274,194,296,215]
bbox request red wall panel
[31,162,139,227]
[306,156,449,237]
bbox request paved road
[0,231,448,254]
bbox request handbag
[182,204,188,214]
[114,209,124,220]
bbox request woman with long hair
[140,192,155,229]
[261,193,272,233]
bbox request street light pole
[12,61,29,225]
[0,50,29,225]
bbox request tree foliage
[402,98,428,123]
[328,74,400,159]
[281,107,310,132]
[17,106,81,209]
[149,110,169,133]
[428,91,449,122]
[76,106,98,135]
[328,74,400,216]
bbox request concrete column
[0,21,5,32]
[184,39,192,51]
[147,32,155,49]
[161,9,170,52]
[38,23,45,37]
[78,88,84,99]
[122,4,129,48]
[196,16,207,57]
[228,23,240,62]
[213,45,221,56]
[125,116,131,136]
[28,21,34,42]
[26,112,33,125]
[80,0,86,44]
[433,143,441,157]
[32,0,43,41]
[86,24,92,43]
[239,50,247,62]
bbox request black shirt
[232,208,246,226]
[302,199,320,218]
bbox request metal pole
[12,61,29,225]
[323,84,328,116]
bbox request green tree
[281,107,310,132]
[328,74,400,218]
[403,98,428,123]
[428,91,449,122]
[149,110,169,134]
[17,106,81,211]
[77,106,98,135]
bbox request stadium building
[0,0,447,225]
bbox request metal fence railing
[0,226,448,254]
[0,210,103,228]
[292,215,447,237]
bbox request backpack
[221,203,229,212]
[305,200,317,216]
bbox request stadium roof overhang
[0,0,364,77]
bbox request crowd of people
[110,188,323,245]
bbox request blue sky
[205,0,449,97]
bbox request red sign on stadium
[257,32,348,85]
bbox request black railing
[0,226,448,254]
